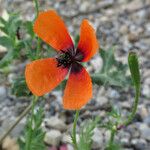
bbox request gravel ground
[0,0,150,150]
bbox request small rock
[139,105,149,120]
[126,124,140,138]
[79,1,89,12]
[131,138,147,150]
[128,33,139,43]
[2,118,25,137]
[45,117,67,131]
[108,89,120,99]
[0,86,7,102]
[139,124,150,141]
[142,84,150,97]
[96,96,108,106]
[120,138,130,146]
[120,25,129,34]
[144,115,150,125]
[62,134,72,143]
[67,144,74,150]
[2,136,19,150]
[92,128,103,149]
[44,130,62,146]
[7,73,16,84]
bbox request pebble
[0,86,7,102]
[139,124,150,141]
[62,134,72,143]
[144,115,150,125]
[45,117,67,132]
[1,118,25,137]
[44,130,62,146]
[92,128,103,149]
[131,138,147,150]
[126,124,140,138]
[128,33,139,43]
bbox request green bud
[128,52,140,89]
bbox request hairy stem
[72,110,80,150]
[124,87,140,126]
[33,0,41,59]
[107,126,116,149]
[33,0,39,18]
[25,96,38,150]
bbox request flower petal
[34,10,74,51]
[63,63,92,110]
[76,19,99,62]
[25,58,68,96]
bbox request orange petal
[25,58,68,96]
[76,19,99,62]
[34,10,74,51]
[63,63,92,110]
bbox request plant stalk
[25,96,38,150]
[108,127,116,149]
[124,87,140,126]
[72,110,80,150]
[33,0,41,59]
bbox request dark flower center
[56,49,84,68]
[56,50,73,68]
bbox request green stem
[72,110,80,150]
[33,0,41,59]
[107,126,117,150]
[33,0,39,18]
[124,87,140,126]
[25,96,38,150]
[109,130,115,147]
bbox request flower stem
[72,110,80,150]
[0,96,38,144]
[25,96,38,150]
[33,0,39,18]
[107,126,116,149]
[33,0,41,59]
[124,87,140,126]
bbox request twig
[0,103,32,144]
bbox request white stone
[44,130,62,146]
[45,117,67,131]
[92,128,103,149]
[62,134,72,143]
[0,86,7,101]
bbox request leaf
[18,108,46,150]
[93,48,131,87]
[0,36,14,49]
[0,16,7,25]
[100,48,116,73]
[11,76,31,97]
[78,117,100,150]
[24,21,34,38]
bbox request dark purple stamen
[56,48,84,71]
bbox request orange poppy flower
[25,10,99,110]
